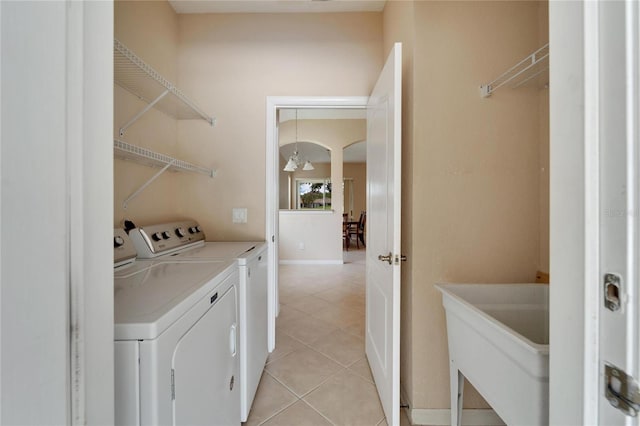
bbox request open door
[366,42,402,426]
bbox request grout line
[254,396,299,426]
[262,260,369,424]
[265,363,348,400]
[299,398,338,426]
[297,365,350,399]
[376,415,388,426]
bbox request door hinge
[171,369,175,401]
[605,363,640,417]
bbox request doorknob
[378,253,392,265]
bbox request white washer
[113,229,240,426]
[129,221,268,422]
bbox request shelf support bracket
[123,158,176,209]
[119,89,170,136]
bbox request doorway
[265,96,369,351]
[260,97,387,424]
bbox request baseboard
[409,408,505,426]
[279,259,343,265]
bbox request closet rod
[480,43,549,98]
[114,139,216,209]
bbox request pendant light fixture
[283,109,314,172]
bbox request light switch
[232,208,248,224]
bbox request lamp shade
[283,157,298,172]
[302,160,315,171]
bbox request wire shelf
[114,139,215,178]
[480,43,549,98]
[114,39,215,127]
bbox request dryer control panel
[114,229,137,268]
[130,220,206,258]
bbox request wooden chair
[343,213,352,251]
[348,211,366,249]
[343,219,350,251]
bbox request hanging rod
[114,139,216,209]
[114,39,215,135]
[480,43,549,98]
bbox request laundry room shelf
[480,43,549,98]
[114,39,215,135]
[114,139,215,208]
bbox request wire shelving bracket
[114,39,216,135]
[114,139,216,209]
[480,43,549,98]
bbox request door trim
[583,0,600,420]
[265,96,368,351]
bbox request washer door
[172,285,239,426]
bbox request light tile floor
[243,248,411,426]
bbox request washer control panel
[129,220,206,258]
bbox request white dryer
[129,221,268,422]
[113,229,240,426]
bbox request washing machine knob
[176,227,186,237]
[196,226,201,233]
[162,231,171,240]
[189,226,197,234]
[114,236,125,247]
[152,232,162,242]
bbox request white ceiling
[169,0,386,14]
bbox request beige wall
[114,5,381,239]
[279,154,289,209]
[384,0,547,413]
[343,162,367,219]
[538,1,550,274]
[114,0,183,227]
[177,13,382,241]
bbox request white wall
[279,211,342,263]
[1,3,69,422]
[1,1,114,424]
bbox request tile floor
[243,248,411,426]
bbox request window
[296,178,332,210]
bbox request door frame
[549,0,623,422]
[0,1,114,424]
[265,96,368,351]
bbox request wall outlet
[232,208,248,223]
[297,242,305,250]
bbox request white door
[598,0,640,423]
[366,42,402,426]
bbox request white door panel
[366,42,402,426]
